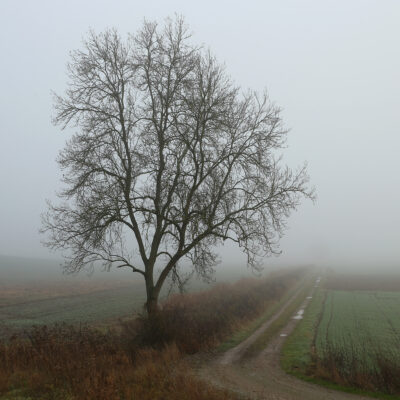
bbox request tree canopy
[42,17,314,314]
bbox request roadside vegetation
[138,268,306,353]
[0,325,232,400]
[282,273,400,399]
[0,268,308,399]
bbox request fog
[1,0,400,275]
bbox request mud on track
[197,280,371,400]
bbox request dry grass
[0,325,233,400]
[313,343,400,395]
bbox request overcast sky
[1,0,399,271]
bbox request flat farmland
[282,273,400,397]
[315,290,400,368]
[0,280,147,337]
[0,254,275,339]
[0,254,206,338]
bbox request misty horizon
[1,0,400,272]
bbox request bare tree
[42,17,315,315]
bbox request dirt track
[198,281,371,400]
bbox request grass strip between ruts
[241,277,315,359]
[217,272,312,353]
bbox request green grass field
[282,274,400,398]
[0,285,147,336]
[315,290,400,368]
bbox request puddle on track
[292,308,304,320]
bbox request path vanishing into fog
[196,280,371,400]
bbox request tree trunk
[146,295,159,316]
[145,278,160,316]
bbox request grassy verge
[242,277,315,358]
[281,288,400,400]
